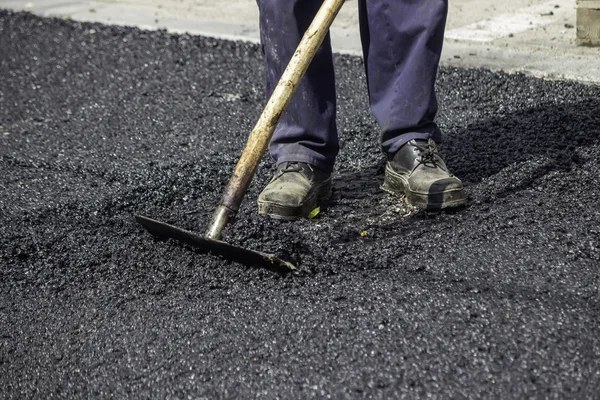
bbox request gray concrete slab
[1,0,599,83]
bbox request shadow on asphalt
[448,98,600,185]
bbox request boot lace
[412,140,439,167]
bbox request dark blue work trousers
[257,0,447,173]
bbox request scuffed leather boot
[382,139,467,210]
[258,162,332,220]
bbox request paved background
[1,0,600,83]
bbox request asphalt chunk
[1,10,599,399]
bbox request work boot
[258,162,332,220]
[382,139,467,210]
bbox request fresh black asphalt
[1,10,599,399]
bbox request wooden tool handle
[206,0,346,239]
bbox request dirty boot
[381,139,467,210]
[258,162,332,220]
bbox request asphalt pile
[1,10,599,398]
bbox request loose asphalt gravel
[1,10,600,399]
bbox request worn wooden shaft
[205,0,346,239]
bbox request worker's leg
[358,0,446,155]
[256,0,336,219]
[358,0,466,210]
[257,0,338,173]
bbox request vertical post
[577,0,600,46]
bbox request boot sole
[382,164,467,211]
[258,180,333,220]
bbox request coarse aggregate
[1,10,599,399]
